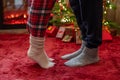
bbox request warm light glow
[104,11,107,14]
[15,14,19,17]
[109,5,113,9]
[23,14,27,18]
[11,14,14,18]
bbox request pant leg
[69,0,103,48]
[27,0,56,37]
[69,0,86,39]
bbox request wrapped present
[75,28,82,44]
[65,27,73,35]
[56,27,66,38]
[110,28,117,37]
[64,26,76,41]
[102,26,112,41]
[62,26,75,42]
[62,35,73,42]
[46,26,58,37]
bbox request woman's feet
[27,35,55,69]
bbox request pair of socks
[61,41,99,67]
[28,36,99,68]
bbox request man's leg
[65,0,103,67]
[61,0,86,60]
[27,0,56,69]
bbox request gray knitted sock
[64,46,99,67]
[61,41,85,60]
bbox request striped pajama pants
[27,0,56,37]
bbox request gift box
[102,26,112,41]
[75,28,82,44]
[62,26,75,42]
[62,35,73,42]
[64,26,75,40]
[56,27,66,38]
[110,28,117,37]
[46,26,58,37]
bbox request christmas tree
[103,0,116,26]
[49,0,77,27]
[103,0,120,36]
[50,0,118,29]
[48,0,120,42]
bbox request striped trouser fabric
[27,0,56,37]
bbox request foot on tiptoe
[49,58,55,61]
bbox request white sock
[27,35,55,69]
[44,50,54,61]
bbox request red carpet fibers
[0,34,120,80]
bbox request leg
[27,0,56,69]
[61,0,86,60]
[65,0,103,67]
[69,0,102,48]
